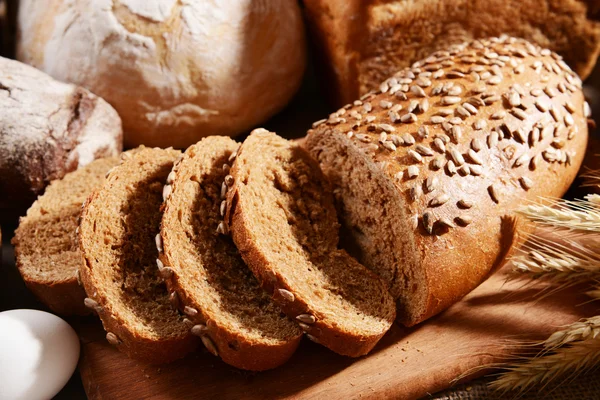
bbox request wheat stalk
[510,232,600,283]
[490,337,600,393]
[490,167,600,393]
[518,199,600,232]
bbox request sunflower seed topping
[488,184,500,203]
[191,324,208,336]
[471,138,483,152]
[422,212,434,234]
[418,126,430,139]
[491,110,506,120]
[442,96,461,105]
[406,165,419,179]
[278,288,295,302]
[425,176,438,193]
[519,176,533,190]
[448,148,465,165]
[415,144,434,156]
[430,194,450,207]
[432,138,446,153]
[456,215,473,226]
[401,113,418,123]
[201,336,219,356]
[296,314,316,324]
[106,332,121,346]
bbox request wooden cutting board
[75,264,597,400]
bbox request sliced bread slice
[13,157,118,316]
[78,147,196,364]
[158,136,303,371]
[224,129,396,357]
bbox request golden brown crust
[78,149,197,364]
[18,274,88,316]
[225,130,396,357]
[305,37,589,326]
[158,136,302,371]
[304,0,600,106]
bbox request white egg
[0,309,80,400]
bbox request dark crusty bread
[12,157,118,316]
[303,0,600,106]
[0,56,122,216]
[224,129,395,357]
[78,147,196,364]
[305,37,589,326]
[158,136,303,371]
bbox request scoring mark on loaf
[313,36,585,236]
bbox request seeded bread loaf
[224,129,396,357]
[305,37,589,326]
[0,56,122,216]
[78,147,196,364]
[304,0,600,106]
[158,136,303,371]
[12,157,118,316]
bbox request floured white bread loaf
[0,56,122,215]
[304,0,600,106]
[17,0,306,148]
[305,37,589,326]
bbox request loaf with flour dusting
[17,0,306,148]
[0,56,122,215]
[305,37,589,326]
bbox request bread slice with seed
[305,37,589,326]
[158,136,303,371]
[224,129,396,357]
[12,157,118,316]
[78,147,196,364]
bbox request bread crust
[225,130,396,357]
[0,56,122,215]
[305,37,589,326]
[17,0,306,148]
[158,136,302,371]
[304,0,600,106]
[78,150,197,364]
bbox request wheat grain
[490,338,600,393]
[544,316,600,349]
[510,232,600,284]
[518,199,600,232]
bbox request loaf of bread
[17,0,306,148]
[304,0,600,106]
[0,56,122,216]
[305,37,589,326]
[13,157,118,316]
[158,136,302,370]
[78,148,196,364]
[225,129,396,357]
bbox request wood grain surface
[75,261,597,400]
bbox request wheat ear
[510,232,600,284]
[517,199,600,232]
[490,338,600,393]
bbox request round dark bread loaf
[78,147,196,364]
[13,157,118,316]
[0,56,122,217]
[305,36,589,326]
[224,129,396,357]
[158,136,302,371]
